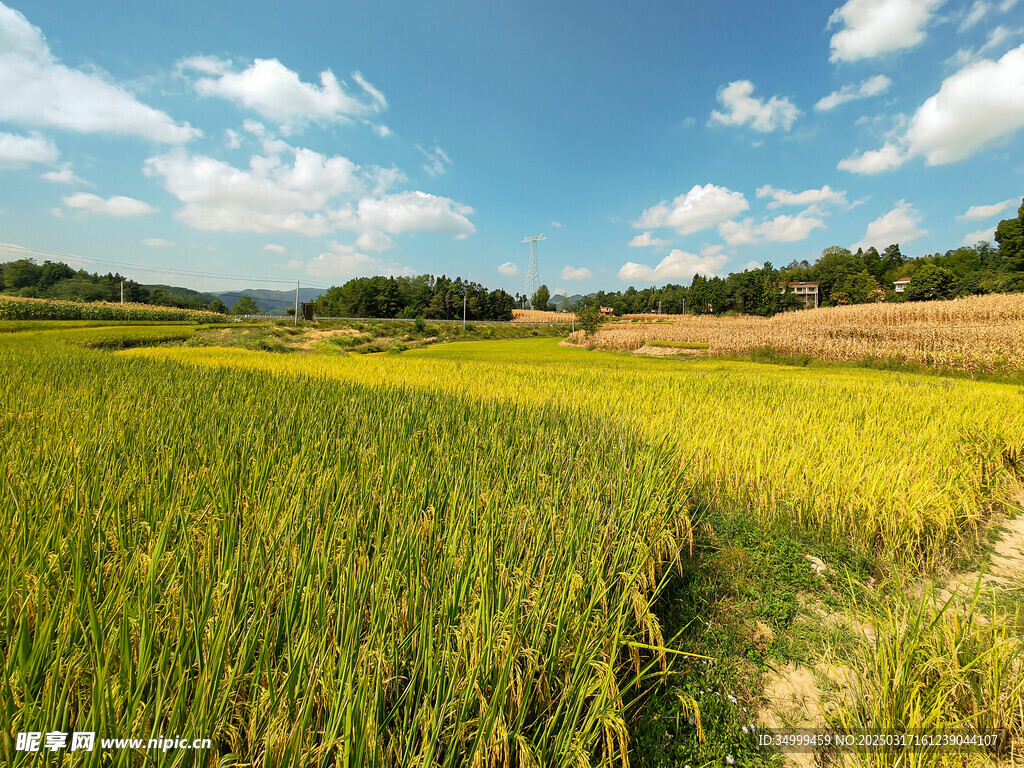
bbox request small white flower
[726,755,735,765]
[742,726,749,734]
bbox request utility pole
[294,280,299,326]
[462,287,467,331]
[120,279,124,304]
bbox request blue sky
[0,0,1022,295]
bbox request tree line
[309,274,517,321]
[534,198,1024,316]
[5,199,1021,320]
[0,260,232,313]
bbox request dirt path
[758,493,1024,767]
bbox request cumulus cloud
[627,231,672,249]
[560,266,593,281]
[262,243,287,253]
[416,144,452,177]
[756,184,848,209]
[837,142,909,173]
[635,184,749,235]
[336,191,475,236]
[719,208,827,245]
[498,261,518,275]
[306,241,412,280]
[63,192,157,217]
[815,75,892,111]
[617,248,730,282]
[851,201,926,250]
[0,4,198,143]
[828,0,945,62]
[962,226,995,245]
[181,56,385,130]
[905,43,1024,164]
[145,143,366,235]
[354,229,394,252]
[142,238,174,247]
[40,163,91,186]
[959,199,1017,219]
[0,130,58,167]
[709,80,800,132]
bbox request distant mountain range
[147,285,327,315]
[550,293,587,308]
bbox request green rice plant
[124,338,1024,571]
[827,583,1023,767]
[0,295,229,323]
[0,332,695,766]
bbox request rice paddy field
[2,322,1022,766]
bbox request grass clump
[646,340,710,350]
[828,583,1024,766]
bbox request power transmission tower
[521,234,546,300]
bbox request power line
[0,242,333,290]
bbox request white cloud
[63,192,157,217]
[142,238,174,247]
[828,0,945,62]
[815,75,892,111]
[145,144,365,235]
[635,184,749,235]
[416,144,452,177]
[958,199,1017,219]
[962,226,995,244]
[262,243,287,253]
[852,200,926,250]
[307,241,412,280]
[560,266,593,281]
[225,129,241,150]
[949,25,1021,67]
[0,130,58,167]
[627,231,672,249]
[550,220,563,228]
[373,124,392,138]
[0,4,198,143]
[617,248,730,282]
[742,260,763,271]
[337,191,475,236]
[40,163,91,186]
[353,229,394,252]
[719,208,827,245]
[959,1,991,30]
[146,140,471,242]
[905,43,1024,164]
[498,261,518,276]
[709,80,800,132]
[756,184,848,209]
[182,56,385,130]
[837,142,909,173]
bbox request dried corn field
[511,308,577,322]
[576,294,1024,372]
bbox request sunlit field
[126,335,1024,568]
[583,294,1024,373]
[2,325,1022,765]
